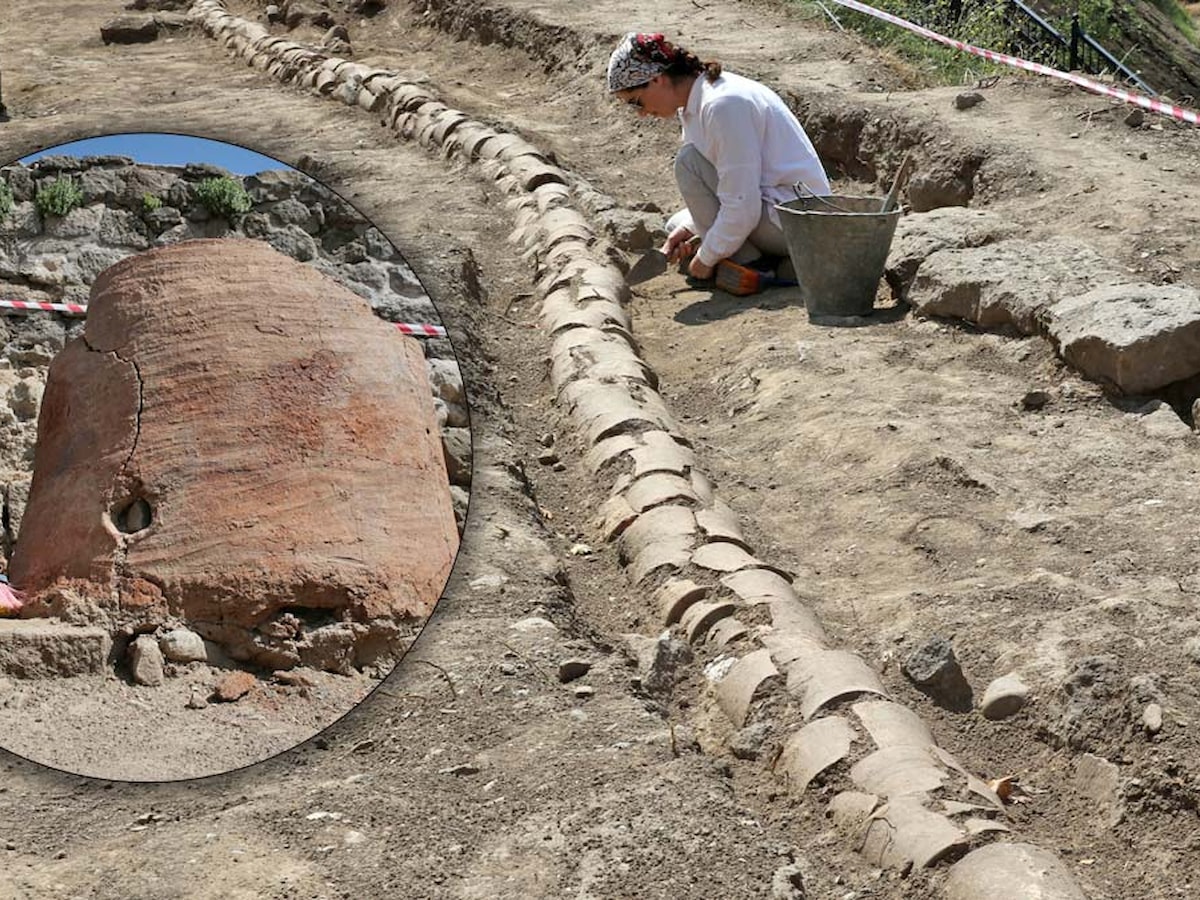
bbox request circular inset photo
[0,133,469,780]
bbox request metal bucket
[775,195,902,319]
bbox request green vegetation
[0,182,13,223]
[793,0,1197,84]
[795,0,1011,85]
[34,176,84,218]
[142,192,163,212]
[194,176,252,220]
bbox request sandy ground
[1,0,1200,896]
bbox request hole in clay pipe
[114,497,152,534]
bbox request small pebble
[573,685,596,700]
[954,91,985,110]
[1184,636,1200,664]
[1142,702,1163,734]
[557,658,591,683]
[211,670,255,703]
[439,764,480,777]
[1020,390,1051,411]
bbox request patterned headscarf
[606,32,679,93]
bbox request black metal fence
[1005,2,1156,95]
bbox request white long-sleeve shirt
[679,71,830,267]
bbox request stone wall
[0,155,471,549]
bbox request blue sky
[18,133,289,175]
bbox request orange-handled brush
[714,260,797,297]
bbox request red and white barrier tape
[829,0,1200,126]
[0,298,447,337]
[394,322,447,338]
[0,299,87,316]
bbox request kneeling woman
[607,32,830,281]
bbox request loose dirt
[2,0,1200,897]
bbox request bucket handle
[790,181,854,213]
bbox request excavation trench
[185,1,1116,895]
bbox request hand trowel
[625,235,701,286]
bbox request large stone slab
[1046,282,1200,393]
[886,207,1020,291]
[908,239,1119,334]
[0,620,111,678]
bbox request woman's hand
[662,226,696,263]
[687,256,714,280]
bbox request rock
[269,198,317,231]
[427,358,465,406]
[186,688,208,710]
[10,240,459,672]
[450,485,469,529]
[347,0,387,15]
[100,15,160,44]
[771,861,807,900]
[98,208,150,249]
[536,450,559,465]
[1019,390,1051,411]
[954,92,985,110]
[538,432,555,448]
[901,635,972,710]
[511,616,557,634]
[282,2,335,29]
[573,685,595,700]
[7,378,43,420]
[557,658,591,683]
[980,673,1029,720]
[442,427,472,486]
[321,25,351,53]
[1137,403,1192,439]
[1046,282,1200,394]
[1125,108,1145,128]
[129,634,165,686]
[266,223,318,261]
[44,205,103,238]
[439,763,479,777]
[728,722,772,760]
[1185,636,1200,664]
[211,670,256,703]
[886,207,1020,293]
[908,239,1119,334]
[624,631,693,696]
[362,228,395,260]
[1074,752,1124,827]
[1142,702,1163,734]
[0,620,111,678]
[159,627,207,663]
